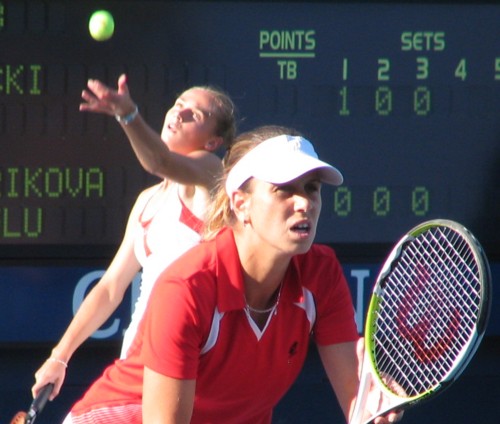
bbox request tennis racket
[10,383,54,424]
[349,219,491,424]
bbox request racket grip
[26,383,54,423]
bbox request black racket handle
[25,383,54,424]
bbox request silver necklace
[245,303,276,314]
[245,281,283,314]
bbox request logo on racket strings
[396,265,461,363]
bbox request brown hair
[203,125,302,240]
[186,86,237,148]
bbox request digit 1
[339,86,350,116]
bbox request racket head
[363,219,491,417]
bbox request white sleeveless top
[120,182,203,358]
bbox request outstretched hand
[80,74,136,118]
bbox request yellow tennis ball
[89,10,114,41]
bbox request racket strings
[372,226,482,398]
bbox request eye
[273,184,295,198]
[192,110,203,122]
[305,181,321,194]
[276,184,293,193]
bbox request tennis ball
[89,10,114,41]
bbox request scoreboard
[1,0,499,259]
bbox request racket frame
[350,219,492,424]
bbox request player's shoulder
[161,238,217,282]
[131,182,164,207]
[154,239,219,312]
[124,182,164,222]
[138,181,164,197]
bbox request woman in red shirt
[63,125,401,424]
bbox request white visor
[225,134,343,196]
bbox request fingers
[33,379,61,402]
[356,337,364,377]
[79,84,116,115]
[117,73,130,95]
[356,337,364,358]
[49,381,62,401]
[88,75,127,99]
[79,74,134,117]
[32,360,66,400]
[87,78,113,98]
[373,409,404,423]
[79,89,95,110]
[388,409,404,422]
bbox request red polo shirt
[70,227,357,423]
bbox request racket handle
[350,353,372,424]
[25,383,54,424]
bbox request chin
[293,239,315,255]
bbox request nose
[172,111,182,122]
[168,105,184,123]
[294,192,311,212]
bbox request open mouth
[167,120,181,132]
[291,222,311,234]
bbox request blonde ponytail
[203,125,302,240]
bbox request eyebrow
[176,97,213,118]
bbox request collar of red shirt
[214,227,305,313]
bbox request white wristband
[115,105,139,125]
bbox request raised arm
[80,74,170,177]
[79,74,223,188]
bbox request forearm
[32,281,126,399]
[317,342,359,422]
[118,112,171,179]
[52,283,125,363]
